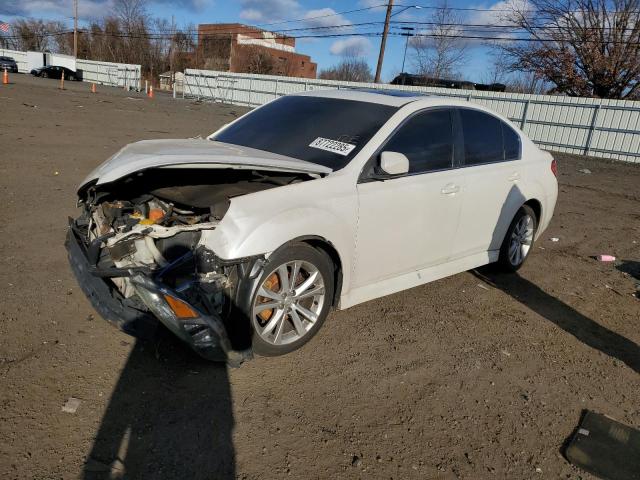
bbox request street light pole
[374,0,394,84]
[400,27,414,74]
[73,0,78,57]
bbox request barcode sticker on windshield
[309,137,356,157]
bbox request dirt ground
[1,74,639,480]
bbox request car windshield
[211,95,397,170]
[0,57,12,61]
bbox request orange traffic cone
[91,83,96,93]
[148,85,154,99]
[59,73,65,90]
[2,68,8,85]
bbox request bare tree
[171,25,196,73]
[483,50,547,93]
[410,0,468,79]
[319,46,374,82]
[8,19,65,51]
[234,45,275,75]
[319,57,373,82]
[502,0,640,98]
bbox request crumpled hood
[79,139,332,190]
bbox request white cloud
[304,8,353,33]
[0,0,210,20]
[239,0,301,23]
[467,0,534,41]
[329,36,371,56]
[357,0,387,12]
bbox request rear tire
[497,205,537,272]
[249,243,334,356]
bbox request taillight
[551,158,558,178]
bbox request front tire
[497,205,537,272]
[250,243,334,356]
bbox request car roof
[291,88,495,110]
[292,88,517,125]
[293,88,433,107]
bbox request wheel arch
[523,198,542,225]
[276,235,344,308]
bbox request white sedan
[66,89,558,364]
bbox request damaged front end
[65,166,313,366]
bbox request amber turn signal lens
[164,295,199,319]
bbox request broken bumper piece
[65,226,249,367]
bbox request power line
[4,27,639,46]
[395,2,640,15]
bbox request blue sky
[0,0,515,82]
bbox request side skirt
[339,250,499,309]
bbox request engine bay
[70,166,315,359]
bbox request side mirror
[379,151,409,176]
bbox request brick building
[196,23,317,79]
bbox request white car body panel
[79,138,331,188]
[85,90,558,311]
[354,168,465,288]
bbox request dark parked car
[0,56,19,73]
[30,65,80,81]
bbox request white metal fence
[76,59,141,90]
[0,48,141,90]
[0,48,27,72]
[184,69,640,163]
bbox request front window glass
[382,109,454,174]
[212,96,397,170]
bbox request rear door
[353,108,465,288]
[452,108,524,258]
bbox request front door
[353,108,464,289]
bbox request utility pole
[73,0,78,57]
[374,0,394,83]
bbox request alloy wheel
[508,214,534,266]
[252,260,326,346]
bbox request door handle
[441,184,460,195]
[508,172,521,181]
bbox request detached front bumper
[65,224,248,365]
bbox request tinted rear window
[502,122,521,160]
[212,96,397,170]
[460,109,504,165]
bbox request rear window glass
[212,96,397,170]
[460,109,504,165]
[502,122,521,160]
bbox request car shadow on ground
[473,268,640,375]
[82,329,235,480]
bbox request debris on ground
[597,254,616,262]
[578,168,592,174]
[565,410,640,480]
[550,237,560,242]
[61,397,82,414]
[477,284,490,291]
